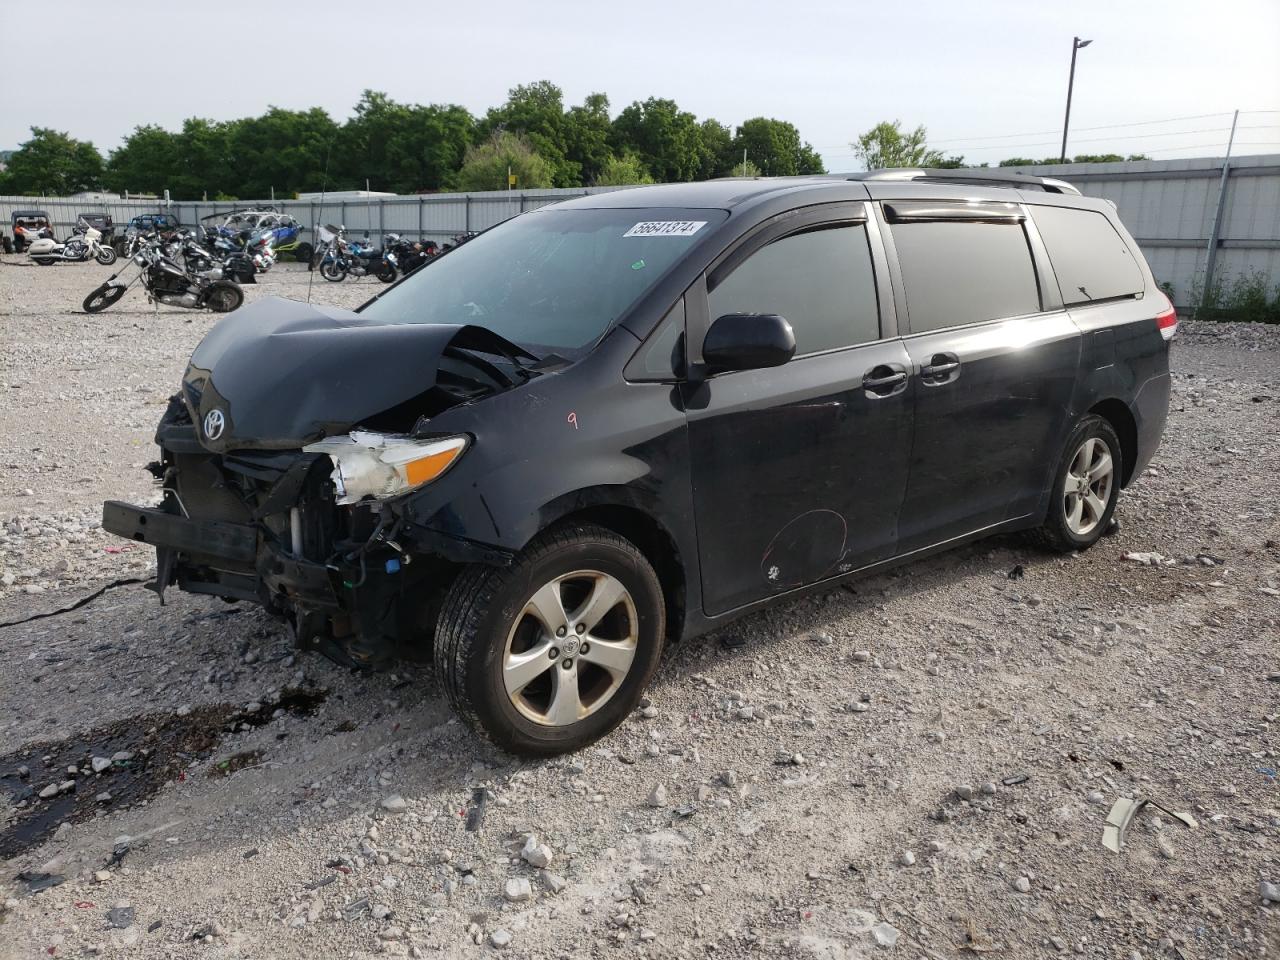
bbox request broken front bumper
[102,500,340,609]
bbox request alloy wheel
[502,570,638,727]
[1063,436,1114,536]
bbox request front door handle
[920,353,961,384]
[863,364,908,397]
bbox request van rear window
[1031,205,1143,306]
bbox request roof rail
[850,168,1081,196]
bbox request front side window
[890,219,1041,333]
[1030,204,1144,305]
[707,223,880,355]
[361,207,727,356]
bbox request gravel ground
[1,255,1278,959]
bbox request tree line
[0,92,1150,200]
[0,82,826,199]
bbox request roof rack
[849,168,1081,196]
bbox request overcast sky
[2,0,1277,169]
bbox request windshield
[360,206,726,354]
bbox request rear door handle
[920,353,961,384]
[863,364,908,397]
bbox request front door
[684,208,915,616]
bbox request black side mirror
[702,313,796,373]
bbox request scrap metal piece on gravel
[465,787,487,832]
[17,872,65,894]
[1102,797,1197,853]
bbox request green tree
[479,81,577,186]
[227,107,340,198]
[341,91,474,192]
[852,120,943,170]
[106,124,181,196]
[731,117,826,176]
[594,152,654,186]
[611,98,704,182]
[695,119,734,179]
[564,93,613,186]
[453,131,554,191]
[0,127,104,195]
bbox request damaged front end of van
[102,297,537,667]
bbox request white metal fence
[4,154,1278,310]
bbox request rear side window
[890,220,1041,333]
[707,224,879,355]
[1031,205,1144,305]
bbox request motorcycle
[194,228,258,284]
[82,236,243,314]
[27,217,118,266]
[315,225,395,283]
[384,234,439,277]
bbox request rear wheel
[1032,414,1122,553]
[203,281,244,313]
[83,284,126,313]
[294,242,313,264]
[435,524,665,755]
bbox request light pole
[1059,36,1093,163]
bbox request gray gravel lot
[1,256,1279,959]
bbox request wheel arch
[1088,398,1138,487]
[535,498,688,643]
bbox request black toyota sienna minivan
[104,170,1174,754]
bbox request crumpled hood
[182,297,514,452]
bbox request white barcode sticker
[623,220,707,238]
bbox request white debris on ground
[1,259,1278,957]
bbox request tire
[1031,414,1123,553]
[33,257,55,266]
[321,262,346,282]
[96,247,118,265]
[294,242,313,264]
[83,284,126,313]
[435,523,666,755]
[376,261,397,283]
[1,236,12,254]
[203,281,244,313]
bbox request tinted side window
[890,220,1041,332]
[1030,205,1144,305]
[708,224,879,355]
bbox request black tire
[376,261,397,283]
[96,247,118,265]
[83,284,126,313]
[321,262,346,282]
[1031,414,1123,553]
[435,523,666,756]
[1,236,12,254]
[203,281,244,313]
[294,242,313,264]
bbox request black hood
[183,297,531,452]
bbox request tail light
[1155,297,1178,341]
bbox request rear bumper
[1131,371,1171,481]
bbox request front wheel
[202,281,244,313]
[1032,414,1123,553]
[376,261,397,283]
[320,261,346,282]
[96,246,118,265]
[83,284,126,313]
[435,524,666,755]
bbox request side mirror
[702,313,796,373]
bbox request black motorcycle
[82,237,243,314]
[315,226,396,283]
[385,234,439,276]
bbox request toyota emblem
[203,408,226,441]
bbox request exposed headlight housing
[303,431,468,505]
